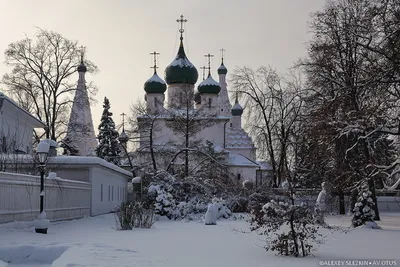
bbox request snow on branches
[250,199,324,257]
[352,182,376,228]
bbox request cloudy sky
[0,0,324,131]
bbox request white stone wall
[167,84,194,109]
[90,166,128,216]
[229,165,259,183]
[146,93,165,114]
[140,117,229,149]
[0,172,91,223]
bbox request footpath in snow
[0,213,399,267]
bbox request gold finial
[150,51,160,74]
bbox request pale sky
[0,0,324,132]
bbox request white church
[134,16,272,186]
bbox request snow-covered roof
[0,92,45,128]
[146,73,166,84]
[48,156,132,176]
[256,161,273,171]
[170,57,196,68]
[198,75,220,87]
[226,153,259,167]
[232,102,243,110]
[226,127,254,148]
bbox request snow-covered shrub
[248,192,270,212]
[115,201,155,230]
[152,186,177,219]
[352,182,375,227]
[227,196,248,213]
[242,180,254,190]
[146,171,235,220]
[212,197,232,219]
[250,199,324,257]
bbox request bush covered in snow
[146,171,234,220]
[115,201,156,230]
[250,199,323,257]
[227,196,249,213]
[352,182,375,227]
[242,180,254,190]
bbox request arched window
[208,98,212,108]
[237,173,241,180]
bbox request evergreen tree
[352,182,375,227]
[96,97,121,165]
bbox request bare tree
[231,66,304,187]
[165,88,217,177]
[2,29,98,141]
[129,100,164,173]
[299,0,400,217]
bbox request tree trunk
[149,126,157,172]
[289,214,299,257]
[368,178,380,221]
[338,189,346,214]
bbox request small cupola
[198,74,221,94]
[231,94,243,116]
[144,51,167,94]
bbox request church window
[208,98,211,108]
[230,123,232,127]
[221,108,223,111]
[112,186,114,201]
[237,173,241,180]
[155,98,158,108]
[100,184,103,201]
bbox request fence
[0,172,91,223]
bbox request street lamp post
[35,140,50,234]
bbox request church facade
[134,16,272,186]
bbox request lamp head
[37,141,50,165]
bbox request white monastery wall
[0,172,90,223]
[90,166,128,216]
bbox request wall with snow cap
[47,156,130,216]
[90,166,129,216]
[0,172,90,223]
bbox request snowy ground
[0,213,399,267]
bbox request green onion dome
[198,74,221,94]
[118,130,129,143]
[231,102,243,116]
[165,41,198,85]
[217,62,227,75]
[144,73,167,94]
